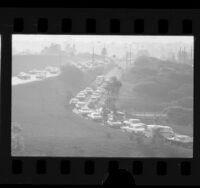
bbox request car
[145,125,175,139]
[78,107,92,116]
[85,87,93,92]
[17,72,31,80]
[87,100,97,108]
[129,123,146,128]
[95,76,104,85]
[121,125,146,135]
[90,94,101,100]
[78,90,88,95]
[76,93,86,100]
[107,120,122,129]
[69,98,79,105]
[49,69,59,74]
[121,123,146,133]
[29,69,39,75]
[101,83,108,88]
[35,71,46,79]
[88,112,102,122]
[75,101,88,109]
[123,119,141,126]
[166,134,193,149]
[93,91,102,96]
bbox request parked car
[88,112,102,122]
[78,90,88,95]
[36,72,46,79]
[145,125,175,139]
[107,120,123,129]
[166,134,193,149]
[121,123,146,134]
[69,98,79,105]
[90,94,101,100]
[75,101,88,109]
[85,87,93,92]
[123,118,141,126]
[46,67,59,74]
[29,69,39,75]
[143,124,175,146]
[76,93,86,100]
[17,72,31,80]
[78,107,92,116]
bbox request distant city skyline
[13,35,194,59]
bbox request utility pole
[103,44,106,64]
[59,49,61,67]
[129,45,132,66]
[92,47,94,64]
[126,52,128,70]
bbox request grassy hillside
[118,56,193,138]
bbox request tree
[41,43,62,55]
[102,106,110,125]
[163,106,193,126]
[101,46,107,63]
[104,76,122,114]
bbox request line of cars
[69,75,193,150]
[121,119,193,149]
[16,66,60,80]
[69,75,109,122]
[72,59,109,73]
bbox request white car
[75,101,88,109]
[78,90,88,95]
[85,87,93,92]
[101,83,108,88]
[36,71,46,79]
[123,119,141,126]
[29,69,39,75]
[107,120,122,129]
[166,134,193,148]
[78,107,92,116]
[121,126,146,135]
[121,123,146,133]
[69,98,79,105]
[145,125,175,139]
[90,94,101,100]
[17,72,31,80]
[49,69,59,74]
[76,93,86,100]
[88,112,102,122]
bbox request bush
[173,97,193,109]
[164,106,193,126]
[11,122,25,156]
[168,84,193,101]
[133,81,167,99]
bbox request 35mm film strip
[0,8,200,185]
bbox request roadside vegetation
[119,55,193,136]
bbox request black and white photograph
[11,35,194,157]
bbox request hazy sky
[12,35,194,57]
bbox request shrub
[11,122,25,156]
[164,106,193,126]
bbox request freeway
[12,68,61,86]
